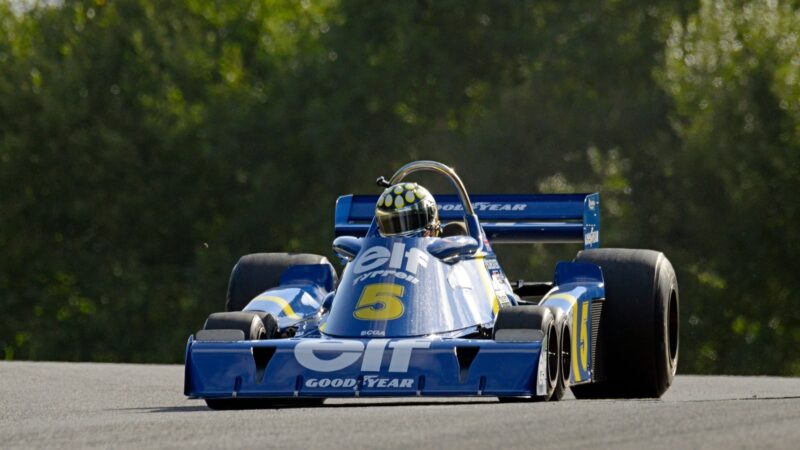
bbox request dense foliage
[1,0,798,374]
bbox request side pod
[540,261,605,385]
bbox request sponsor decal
[438,202,527,212]
[352,269,420,285]
[362,375,414,388]
[294,339,431,373]
[352,243,428,285]
[483,259,501,271]
[305,378,358,388]
[360,330,386,337]
[588,198,597,210]
[304,376,414,390]
[491,271,512,307]
[473,202,527,212]
[584,230,599,246]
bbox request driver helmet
[375,182,440,237]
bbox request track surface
[2,362,799,449]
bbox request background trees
[1,0,798,374]
[660,0,800,373]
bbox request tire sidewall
[539,309,558,400]
[248,314,267,341]
[572,248,680,398]
[653,255,679,395]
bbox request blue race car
[184,160,679,409]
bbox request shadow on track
[112,398,497,413]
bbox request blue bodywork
[185,190,605,399]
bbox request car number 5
[353,283,405,320]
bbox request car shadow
[112,398,498,413]
[320,399,496,409]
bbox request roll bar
[388,161,475,216]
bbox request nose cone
[323,237,495,338]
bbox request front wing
[185,336,545,398]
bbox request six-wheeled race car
[184,160,679,409]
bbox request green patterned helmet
[375,183,439,237]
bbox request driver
[375,183,440,237]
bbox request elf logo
[352,243,429,285]
[294,339,430,373]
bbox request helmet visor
[376,203,435,236]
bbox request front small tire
[551,316,570,401]
[203,311,276,341]
[201,311,322,410]
[494,305,559,402]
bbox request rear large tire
[494,306,560,402]
[226,253,336,312]
[570,248,679,399]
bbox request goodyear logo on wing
[438,202,527,211]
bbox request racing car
[184,160,679,409]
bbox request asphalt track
[2,361,800,449]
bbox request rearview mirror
[426,236,480,264]
[333,236,362,261]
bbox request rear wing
[334,193,600,248]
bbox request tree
[661,0,800,374]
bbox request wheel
[570,248,679,398]
[550,314,570,401]
[203,311,277,340]
[493,305,559,402]
[226,253,337,311]
[201,311,323,410]
[541,306,569,402]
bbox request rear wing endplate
[334,193,600,248]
